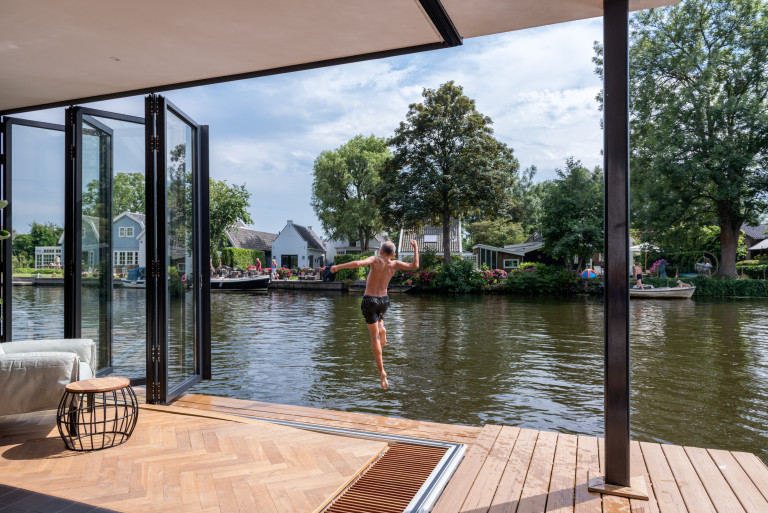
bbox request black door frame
[145,94,210,404]
[0,117,66,342]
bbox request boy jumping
[330,240,419,389]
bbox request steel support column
[603,0,631,486]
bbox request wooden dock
[172,393,768,513]
[1,392,767,513]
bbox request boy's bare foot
[380,372,389,390]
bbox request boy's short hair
[380,241,396,255]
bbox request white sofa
[0,338,96,416]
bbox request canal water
[10,287,768,462]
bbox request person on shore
[634,262,644,288]
[272,258,278,279]
[330,240,419,390]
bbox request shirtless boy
[330,240,419,389]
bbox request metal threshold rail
[235,414,467,513]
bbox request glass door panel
[80,115,113,374]
[91,115,146,379]
[66,107,146,382]
[165,108,196,390]
[1,118,65,342]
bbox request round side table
[56,377,139,451]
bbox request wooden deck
[171,393,768,513]
[2,392,767,512]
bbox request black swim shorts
[361,295,390,325]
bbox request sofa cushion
[1,339,95,367]
[0,352,79,416]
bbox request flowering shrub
[649,259,667,273]
[393,269,418,284]
[481,268,508,284]
[276,267,292,279]
[418,269,438,285]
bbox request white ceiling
[0,0,677,114]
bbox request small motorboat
[629,285,696,299]
[210,275,270,291]
[121,267,146,288]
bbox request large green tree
[311,135,389,251]
[540,159,604,270]
[626,0,768,277]
[379,81,519,262]
[209,179,252,259]
[83,171,145,217]
[466,219,525,248]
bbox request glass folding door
[145,95,209,403]
[0,117,66,342]
[65,107,146,381]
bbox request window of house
[119,227,126,237]
[125,227,134,237]
[503,259,520,269]
[281,255,298,269]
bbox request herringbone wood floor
[0,406,388,513]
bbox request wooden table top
[65,377,131,393]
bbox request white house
[271,220,326,269]
[325,234,389,262]
[398,218,472,261]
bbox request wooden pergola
[0,0,677,491]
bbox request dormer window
[119,226,134,237]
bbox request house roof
[748,239,768,251]
[1,0,677,114]
[226,225,278,252]
[113,212,146,229]
[502,241,545,254]
[399,219,462,254]
[292,224,326,252]
[742,224,768,240]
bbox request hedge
[641,275,768,297]
[333,254,365,281]
[220,248,265,269]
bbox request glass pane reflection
[166,109,196,388]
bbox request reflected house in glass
[54,216,100,271]
[112,212,145,271]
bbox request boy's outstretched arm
[397,240,419,270]
[330,256,375,274]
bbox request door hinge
[69,145,76,160]
[149,135,159,152]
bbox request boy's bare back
[365,257,405,297]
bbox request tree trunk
[717,201,743,279]
[443,211,451,263]
[358,228,366,253]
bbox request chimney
[287,220,293,225]
[308,226,312,230]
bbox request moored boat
[121,267,146,288]
[630,285,696,299]
[210,275,270,291]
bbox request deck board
[707,449,768,513]
[684,446,745,513]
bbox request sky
[13,17,605,237]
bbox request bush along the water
[502,263,577,295]
[641,275,768,297]
[432,259,484,293]
[333,254,364,281]
[220,248,265,270]
[735,262,768,280]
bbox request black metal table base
[56,385,139,451]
